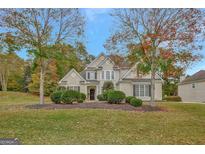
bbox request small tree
[102,81,114,91]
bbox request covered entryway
[87,86,97,101]
[90,88,95,100]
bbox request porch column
[96,85,98,100]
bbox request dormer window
[86,71,97,80]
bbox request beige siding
[118,81,162,101]
[61,72,81,85]
[88,55,105,67]
[97,58,120,94]
[120,69,129,78]
[155,82,162,100]
[178,81,205,102]
[59,71,86,94]
[119,82,133,96]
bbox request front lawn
[0,91,205,144]
[0,91,50,105]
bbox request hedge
[50,91,63,104]
[130,98,143,107]
[125,96,136,104]
[51,90,86,104]
[107,90,126,104]
[97,89,113,101]
[97,94,106,101]
[164,96,182,102]
[79,93,86,101]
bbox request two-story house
[58,54,162,101]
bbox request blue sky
[17,8,205,75]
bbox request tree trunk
[150,48,156,107]
[0,71,8,91]
[150,64,156,106]
[39,65,45,105]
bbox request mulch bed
[26,102,167,112]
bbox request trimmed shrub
[125,96,136,104]
[50,91,63,104]
[79,93,86,101]
[107,90,126,104]
[164,96,182,102]
[97,94,106,101]
[102,89,113,101]
[61,90,79,104]
[77,99,84,103]
[130,98,143,107]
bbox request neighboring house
[178,70,205,102]
[58,54,163,101]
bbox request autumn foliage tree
[105,9,205,106]
[0,9,84,104]
[0,32,23,91]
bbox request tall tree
[22,61,32,92]
[0,32,23,91]
[105,9,205,106]
[0,52,24,91]
[29,59,59,96]
[1,9,84,104]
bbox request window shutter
[87,72,90,79]
[95,72,97,79]
[78,86,80,92]
[149,85,151,96]
[112,71,114,79]
[133,85,136,96]
[102,71,104,80]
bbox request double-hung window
[106,71,110,80]
[61,81,67,85]
[86,71,97,80]
[68,86,80,92]
[102,70,114,80]
[133,84,151,97]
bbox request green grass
[0,91,205,144]
[0,91,50,105]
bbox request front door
[90,89,95,100]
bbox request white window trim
[102,70,115,80]
[134,84,151,97]
[67,85,80,92]
[86,71,97,80]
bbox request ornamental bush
[51,90,86,104]
[50,91,63,104]
[164,96,182,102]
[130,98,143,107]
[79,93,86,101]
[97,94,106,101]
[61,90,78,104]
[107,90,126,104]
[125,96,136,104]
[77,99,84,103]
[102,89,113,101]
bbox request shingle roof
[180,70,205,84]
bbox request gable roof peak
[180,70,205,84]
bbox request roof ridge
[180,70,205,84]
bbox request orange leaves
[144,33,161,39]
[159,49,173,59]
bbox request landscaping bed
[26,102,166,112]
